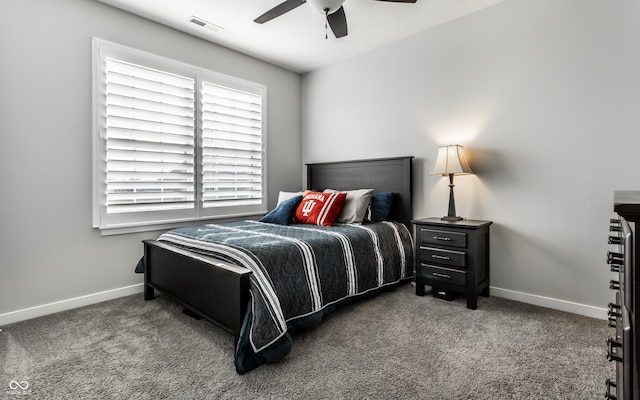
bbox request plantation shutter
[94,39,267,232]
[104,58,196,214]
[201,82,263,208]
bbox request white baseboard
[490,286,607,320]
[0,283,607,326]
[0,284,144,326]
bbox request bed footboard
[143,240,251,340]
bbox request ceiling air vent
[188,16,224,32]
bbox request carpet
[0,284,613,399]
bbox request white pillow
[323,189,374,225]
[277,191,304,205]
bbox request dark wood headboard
[306,156,413,230]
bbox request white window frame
[92,38,267,234]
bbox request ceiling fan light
[307,0,346,14]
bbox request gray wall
[3,0,638,322]
[0,0,301,321]
[302,0,640,316]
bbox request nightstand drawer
[419,264,467,286]
[418,246,466,268]
[419,228,467,248]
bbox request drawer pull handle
[605,378,617,400]
[433,236,452,241]
[432,272,452,279]
[606,338,623,362]
[431,255,451,260]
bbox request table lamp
[432,145,473,221]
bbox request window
[92,39,267,232]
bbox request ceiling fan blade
[373,0,417,3]
[327,6,348,38]
[254,0,307,24]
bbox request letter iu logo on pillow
[295,191,347,226]
[301,200,316,216]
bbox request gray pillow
[323,188,374,224]
[277,190,304,205]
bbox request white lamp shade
[431,145,473,176]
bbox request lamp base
[442,174,464,222]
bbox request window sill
[96,212,266,236]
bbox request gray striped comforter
[158,220,414,372]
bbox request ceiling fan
[254,0,418,39]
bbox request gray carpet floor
[1,284,613,399]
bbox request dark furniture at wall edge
[413,217,492,310]
[142,156,414,342]
[605,190,640,399]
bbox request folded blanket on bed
[156,220,414,373]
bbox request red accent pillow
[294,191,347,226]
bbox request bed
[140,156,414,373]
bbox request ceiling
[97,0,504,74]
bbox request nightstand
[412,218,492,310]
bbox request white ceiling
[97,0,504,73]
